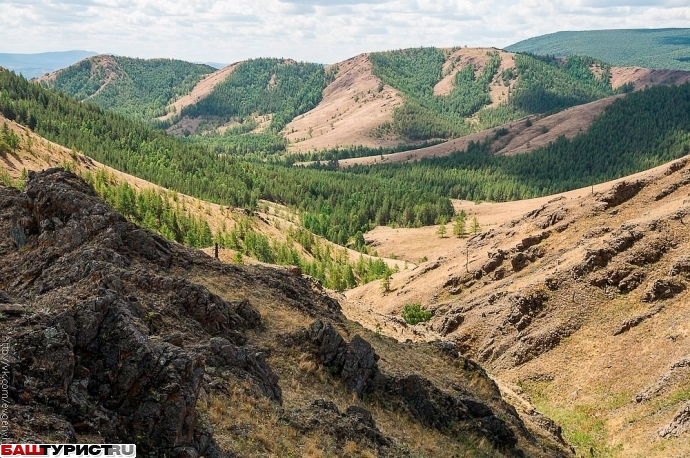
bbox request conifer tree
[471,216,481,235]
[381,270,391,293]
[453,211,467,237]
[436,222,447,238]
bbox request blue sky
[2,0,688,64]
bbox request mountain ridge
[507,28,690,71]
[0,50,98,79]
[35,46,690,162]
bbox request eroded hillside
[283,54,404,152]
[0,169,572,457]
[332,66,690,167]
[345,156,690,456]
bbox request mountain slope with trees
[0,50,98,79]
[36,48,632,156]
[368,48,619,141]
[507,28,690,71]
[36,55,216,120]
[3,69,690,246]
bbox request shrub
[402,303,432,325]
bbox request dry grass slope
[345,155,690,457]
[284,54,405,152]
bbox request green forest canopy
[369,48,618,141]
[506,29,690,71]
[41,56,215,120]
[1,68,689,247]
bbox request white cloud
[0,0,687,63]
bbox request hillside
[35,47,653,158]
[344,155,690,456]
[157,63,240,123]
[36,55,216,120]
[0,168,572,457]
[6,67,690,249]
[0,50,97,79]
[331,62,690,168]
[283,54,405,152]
[290,48,688,157]
[0,112,405,291]
[4,41,690,457]
[506,29,690,71]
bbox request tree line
[42,56,215,121]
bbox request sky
[1,0,689,64]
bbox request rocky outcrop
[642,278,686,302]
[658,402,690,438]
[516,231,550,251]
[308,320,380,398]
[299,319,527,453]
[571,247,615,278]
[282,400,393,452]
[596,180,646,209]
[507,290,549,331]
[613,304,664,336]
[635,357,690,402]
[670,255,690,277]
[380,374,519,450]
[482,251,505,274]
[0,169,337,456]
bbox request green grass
[518,380,622,457]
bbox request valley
[2,31,690,456]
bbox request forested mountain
[179,58,333,131]
[3,67,690,249]
[166,58,335,156]
[369,48,619,141]
[344,83,690,202]
[0,69,454,246]
[36,55,215,120]
[36,47,631,155]
[0,50,98,79]
[507,28,690,71]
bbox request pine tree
[453,211,467,237]
[471,216,481,235]
[436,222,447,238]
[381,270,391,293]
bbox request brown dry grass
[610,67,690,90]
[283,53,404,152]
[193,270,544,457]
[343,155,690,457]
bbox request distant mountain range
[507,28,690,71]
[0,50,98,79]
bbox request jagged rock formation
[0,169,570,457]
